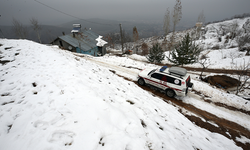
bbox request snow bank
[0,39,241,150]
[96,36,107,47]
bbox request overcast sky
[0,0,250,26]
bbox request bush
[141,42,149,56]
[167,33,201,66]
[146,43,165,64]
[236,33,250,51]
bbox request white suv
[137,66,193,97]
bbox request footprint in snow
[33,120,49,130]
[48,130,75,146]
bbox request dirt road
[135,83,250,150]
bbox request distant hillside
[0,18,192,44]
[59,18,164,38]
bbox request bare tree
[163,0,182,56]
[141,42,149,56]
[133,26,139,54]
[196,10,205,39]
[198,56,211,81]
[12,18,28,39]
[228,20,239,40]
[242,19,250,33]
[169,0,182,55]
[133,26,139,42]
[123,30,132,51]
[163,8,171,39]
[171,0,182,35]
[104,33,116,49]
[236,33,250,51]
[119,24,124,53]
[232,60,250,95]
[163,8,171,52]
[30,18,42,43]
[197,10,205,24]
[236,19,250,52]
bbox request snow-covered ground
[1,39,248,150]
[88,53,250,130]
[122,17,250,70]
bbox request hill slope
[0,39,241,150]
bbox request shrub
[236,33,250,51]
[167,33,201,66]
[141,42,149,56]
[146,43,165,64]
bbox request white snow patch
[96,36,107,47]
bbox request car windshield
[148,69,156,76]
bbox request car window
[161,75,167,81]
[151,73,181,86]
[151,73,164,80]
[148,69,156,76]
[151,73,168,81]
[166,75,181,85]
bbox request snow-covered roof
[96,35,107,47]
[58,29,107,51]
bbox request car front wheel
[166,89,175,98]
[138,78,145,86]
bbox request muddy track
[114,72,250,149]
[134,82,250,150]
[193,90,250,115]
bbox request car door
[150,73,166,89]
[166,75,182,91]
[160,75,168,89]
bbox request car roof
[169,67,187,76]
[158,66,188,79]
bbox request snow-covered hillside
[123,17,250,69]
[0,39,244,150]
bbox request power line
[34,0,114,26]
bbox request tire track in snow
[77,54,250,119]
[135,83,250,150]
[75,54,140,80]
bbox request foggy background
[0,0,250,43]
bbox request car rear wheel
[166,89,175,98]
[138,78,145,86]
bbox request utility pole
[119,23,124,53]
[0,15,4,38]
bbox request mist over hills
[59,18,165,37]
[60,18,195,38]
[0,25,70,44]
[0,18,178,43]
[2,14,247,44]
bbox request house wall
[76,47,99,56]
[98,46,106,56]
[53,39,76,53]
[52,38,106,56]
